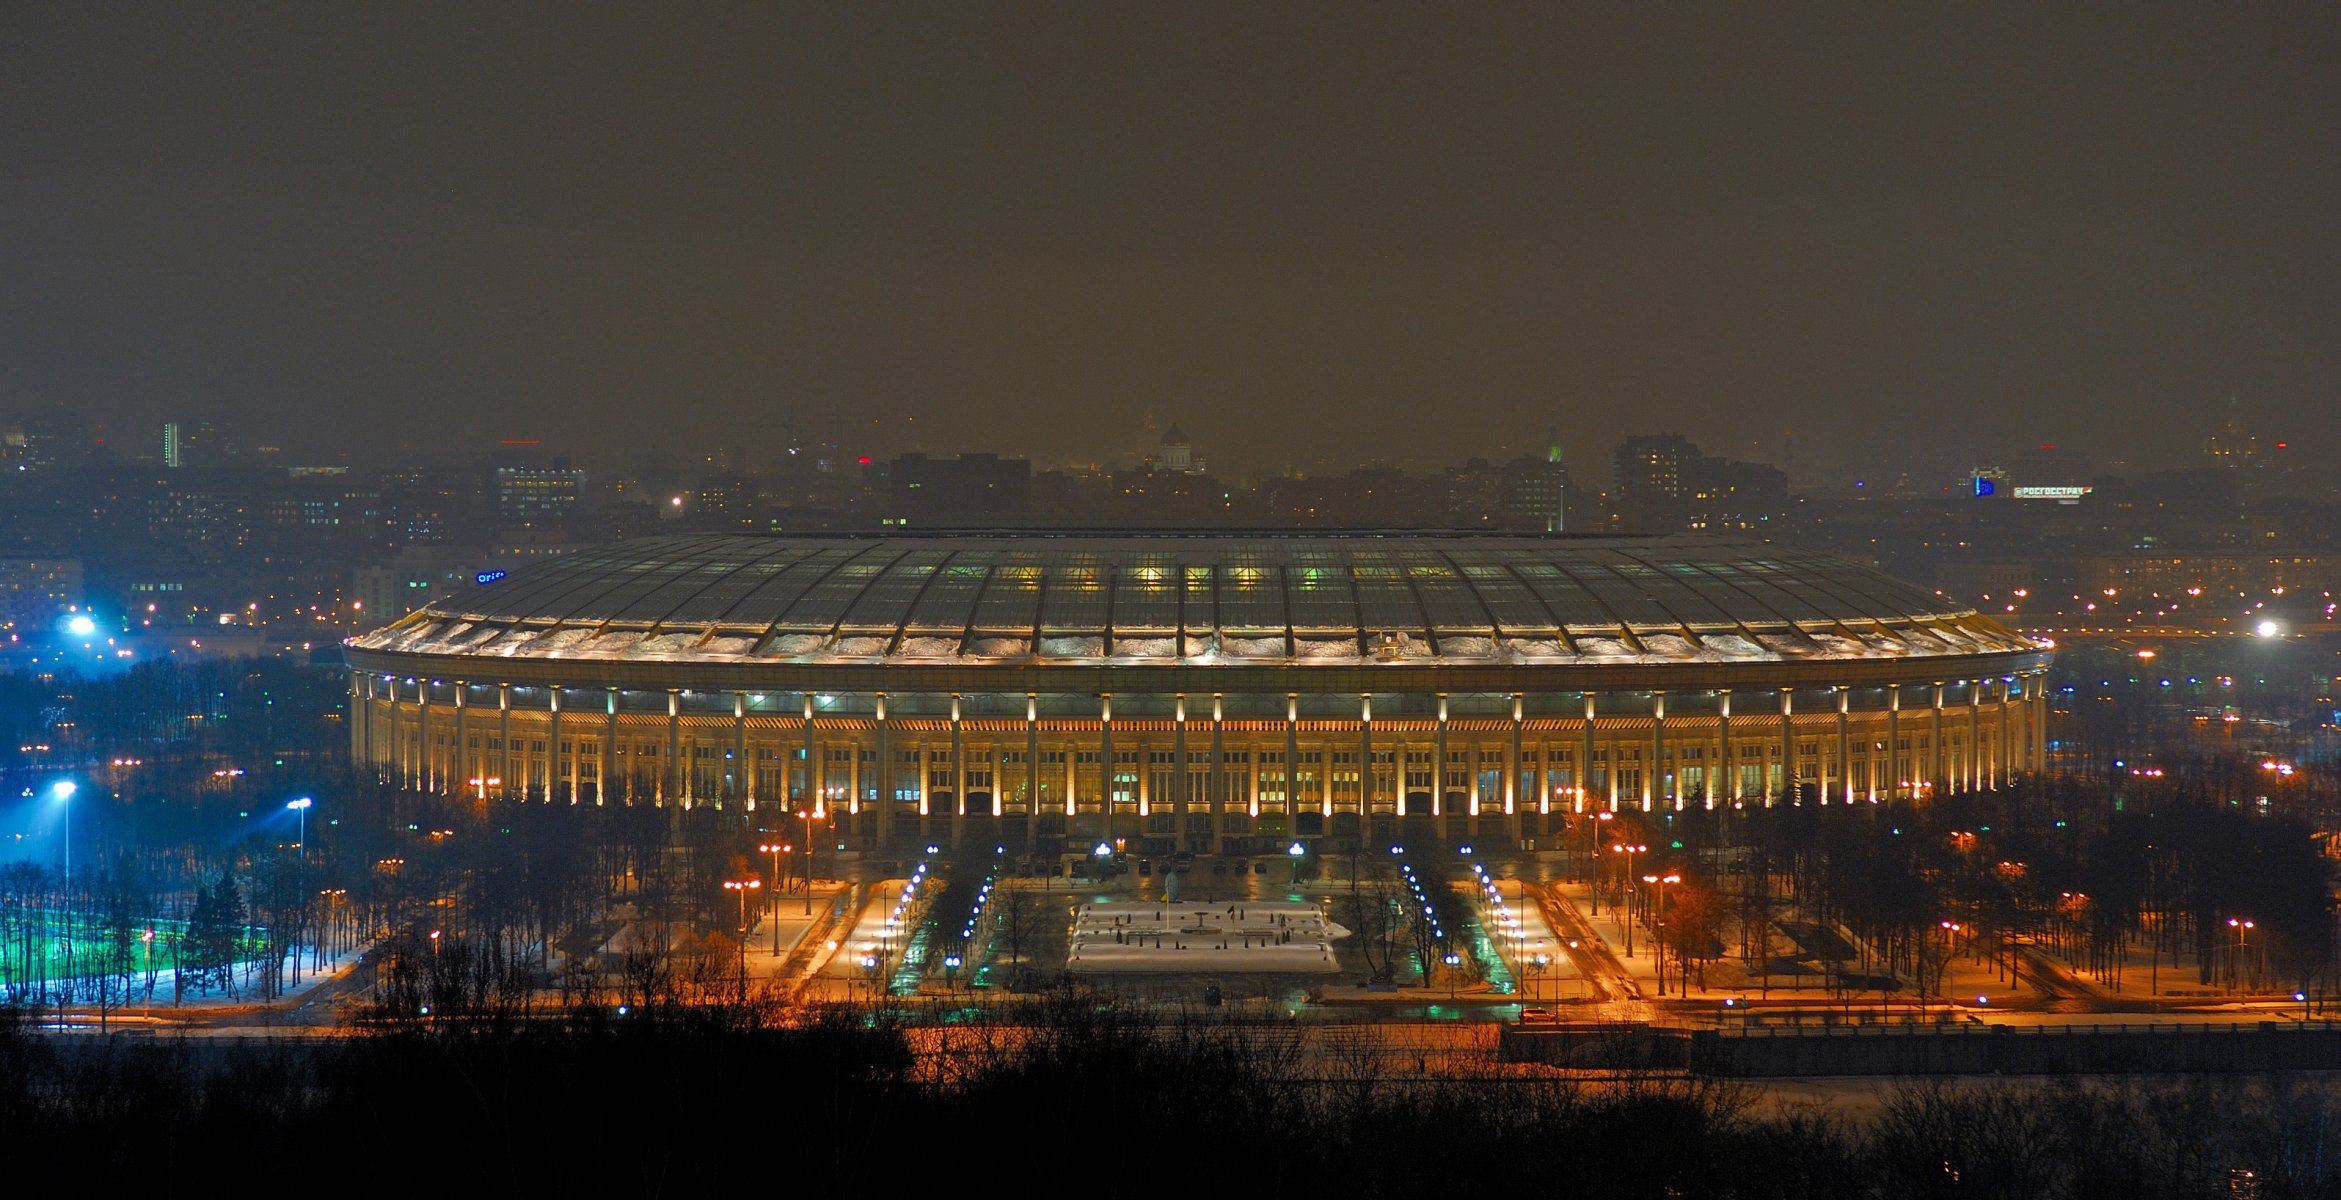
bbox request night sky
[5,4,2336,481]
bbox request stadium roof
[353,533,2037,667]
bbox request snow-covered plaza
[1067,900,1343,974]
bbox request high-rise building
[161,417,236,469]
[1613,434,1702,532]
[1613,434,1784,533]
[492,458,585,525]
[0,557,82,634]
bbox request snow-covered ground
[1068,900,1342,975]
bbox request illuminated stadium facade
[343,533,2052,853]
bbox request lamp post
[1642,872,1680,995]
[1610,843,1646,955]
[1937,920,1965,1001]
[2228,918,2256,991]
[290,795,318,860]
[796,809,820,913]
[286,797,314,974]
[50,781,76,882]
[758,841,793,952]
[1288,840,1306,885]
[723,879,762,1004]
[1586,810,1614,905]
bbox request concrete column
[1134,729,1151,820]
[1779,690,1796,805]
[950,693,966,847]
[1433,694,1449,820]
[2004,679,2021,784]
[732,692,748,810]
[1099,694,1115,839]
[601,688,618,807]
[1210,695,1226,839]
[875,693,893,844]
[1716,689,1733,805]
[548,688,564,803]
[1175,694,1190,834]
[1507,693,1523,840]
[1026,694,1041,848]
[416,682,432,792]
[1581,694,1597,813]
[1319,729,1333,821]
[2033,676,2050,774]
[1969,680,1984,792]
[1886,688,1901,801]
[1931,683,1947,796]
[350,674,367,767]
[1648,691,1665,812]
[1467,733,1483,834]
[1835,688,1851,805]
[1284,694,1300,825]
[498,684,513,802]
[662,690,680,805]
[802,694,818,815]
[451,682,468,799]
[849,737,864,823]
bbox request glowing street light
[286,797,313,860]
[1643,872,1681,994]
[66,614,97,637]
[1586,810,1615,912]
[723,878,763,931]
[50,780,76,879]
[722,878,761,1003]
[1288,840,1307,883]
[758,841,794,947]
[1609,843,1647,955]
[795,809,822,913]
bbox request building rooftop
[353,532,2035,667]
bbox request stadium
[342,532,2053,853]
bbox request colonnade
[352,671,2053,850]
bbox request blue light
[66,614,97,637]
[475,569,508,585]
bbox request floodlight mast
[52,781,77,879]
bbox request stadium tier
[344,532,2052,851]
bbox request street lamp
[2228,918,2256,991]
[1288,840,1307,884]
[286,797,313,860]
[1937,920,1965,1000]
[723,878,763,931]
[50,780,76,881]
[286,797,315,971]
[724,879,763,1004]
[1643,872,1681,995]
[758,841,794,949]
[1586,810,1615,912]
[1610,843,1646,955]
[796,809,821,913]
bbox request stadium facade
[343,533,2053,852]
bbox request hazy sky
[5,4,2336,481]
